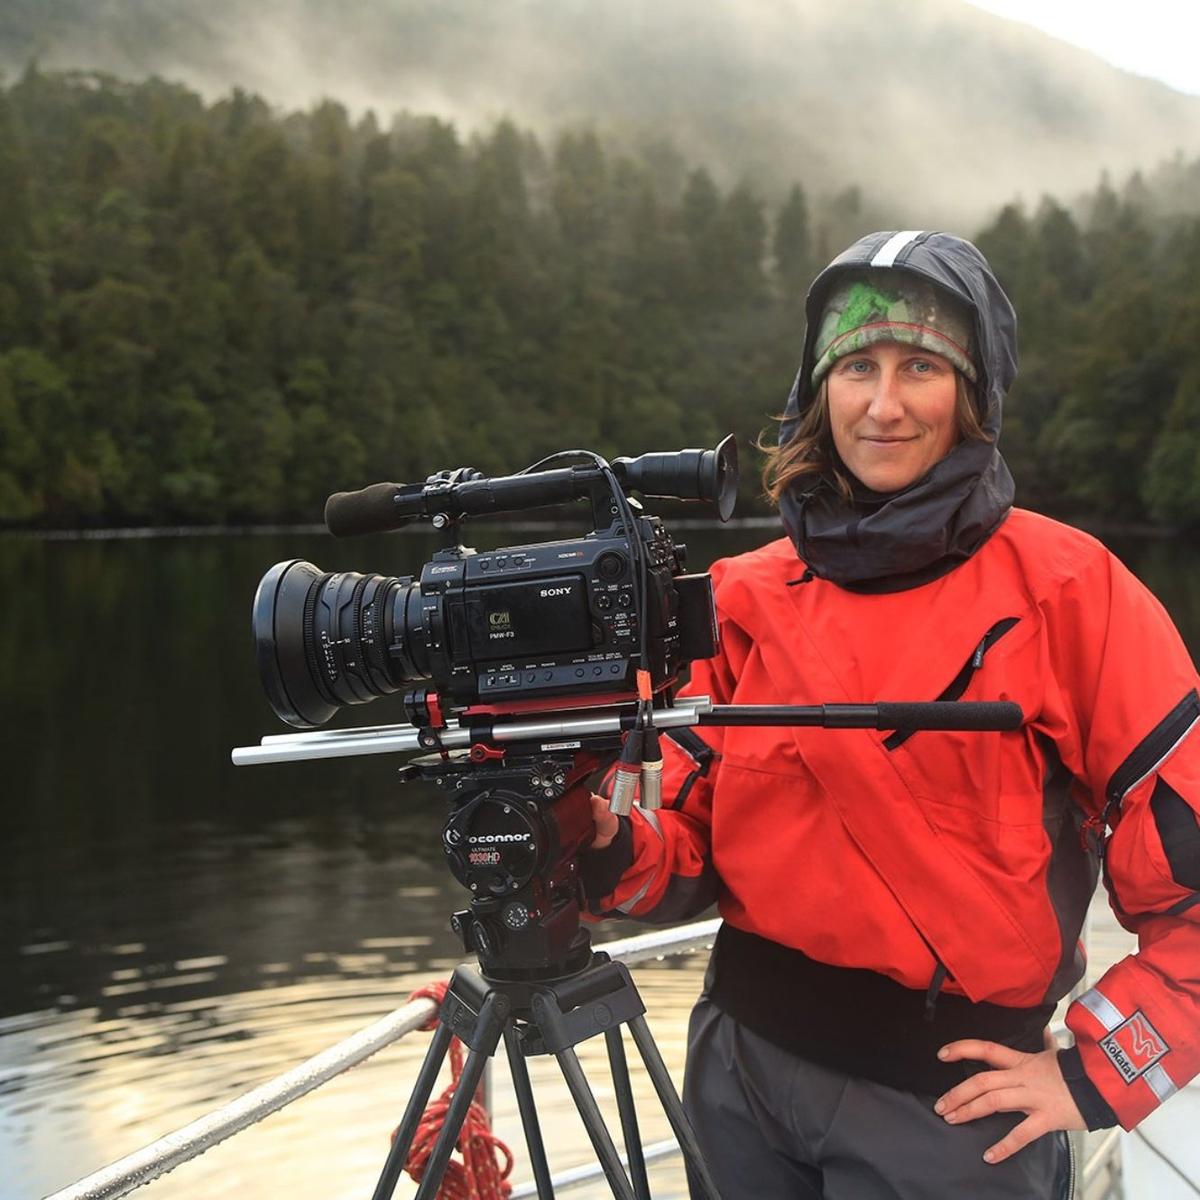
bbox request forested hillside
[5,0,1200,227]
[0,69,1197,529]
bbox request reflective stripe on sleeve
[616,876,653,915]
[639,808,663,840]
[1078,987,1125,1030]
[614,808,664,913]
[1145,1063,1179,1103]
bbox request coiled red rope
[398,981,515,1200]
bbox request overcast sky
[965,0,1200,95]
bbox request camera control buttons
[595,593,613,610]
[503,902,530,930]
[597,552,626,581]
[617,592,633,608]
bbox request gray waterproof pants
[683,999,1069,1200]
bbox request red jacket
[592,508,1200,1130]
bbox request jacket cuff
[580,816,634,905]
[1058,1046,1119,1130]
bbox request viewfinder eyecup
[612,435,739,522]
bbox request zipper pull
[972,637,987,670]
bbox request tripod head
[404,745,611,980]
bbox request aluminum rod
[509,1139,682,1199]
[232,698,712,767]
[1080,1128,1123,1189]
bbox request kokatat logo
[1100,1011,1169,1082]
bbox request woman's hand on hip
[933,1036,1086,1164]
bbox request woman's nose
[866,370,905,421]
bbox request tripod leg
[372,1021,455,1200]
[605,1027,651,1200]
[413,996,505,1200]
[626,1014,722,1200]
[504,1026,556,1200]
[555,1047,637,1200]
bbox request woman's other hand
[934,1036,1086,1164]
[590,793,620,850]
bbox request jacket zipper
[1103,689,1200,818]
[1081,687,1200,862]
[884,617,1020,750]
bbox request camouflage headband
[810,269,977,387]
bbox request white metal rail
[44,921,721,1200]
[43,916,1122,1199]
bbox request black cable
[1134,1126,1200,1196]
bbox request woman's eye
[910,359,935,374]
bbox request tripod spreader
[372,954,722,1200]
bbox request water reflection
[0,521,1196,1198]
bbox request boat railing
[43,917,1124,1200]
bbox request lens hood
[252,560,339,729]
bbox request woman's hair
[760,373,989,503]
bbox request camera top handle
[324,435,738,537]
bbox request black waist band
[706,924,1054,1095]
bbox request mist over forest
[5,0,1200,228]
[0,3,1198,530]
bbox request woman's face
[826,342,961,493]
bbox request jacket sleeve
[580,614,747,925]
[1044,545,1200,1130]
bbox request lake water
[1,518,1197,1199]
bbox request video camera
[251,438,738,731]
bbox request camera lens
[251,559,427,728]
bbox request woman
[583,231,1200,1199]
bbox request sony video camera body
[254,441,736,732]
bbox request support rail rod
[1081,1128,1123,1190]
[43,997,437,1200]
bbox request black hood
[778,230,1017,592]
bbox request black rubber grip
[454,470,583,514]
[872,701,1023,731]
[324,482,406,537]
[701,702,1024,731]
